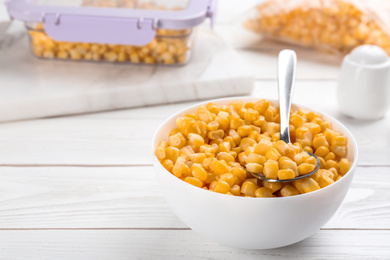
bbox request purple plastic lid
[6,0,217,45]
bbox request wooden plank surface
[0,229,388,260]
[0,166,388,229]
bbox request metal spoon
[249,50,320,183]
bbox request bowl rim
[152,96,359,200]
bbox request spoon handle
[278,50,297,143]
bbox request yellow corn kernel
[165,146,180,163]
[230,115,244,130]
[244,102,255,109]
[199,144,216,154]
[208,129,225,140]
[278,169,295,180]
[172,161,190,178]
[216,152,235,164]
[330,145,347,158]
[239,138,257,151]
[315,146,330,158]
[292,179,305,194]
[219,173,236,187]
[185,177,203,188]
[339,158,351,175]
[273,140,292,156]
[228,129,242,146]
[317,175,334,188]
[324,128,339,144]
[255,187,273,197]
[244,109,260,122]
[279,159,298,177]
[265,147,281,161]
[328,167,339,181]
[207,121,219,132]
[290,114,305,128]
[230,100,244,111]
[324,152,336,161]
[161,159,174,172]
[254,99,270,114]
[254,139,272,155]
[298,163,316,175]
[168,132,187,149]
[197,121,208,138]
[169,128,180,137]
[332,136,347,146]
[305,156,317,165]
[246,163,264,174]
[223,136,236,149]
[155,141,168,160]
[241,181,259,197]
[230,184,241,196]
[188,133,204,150]
[216,116,230,131]
[246,153,262,164]
[209,180,218,190]
[313,134,329,150]
[300,178,321,193]
[266,122,280,135]
[325,160,339,171]
[179,145,194,159]
[213,180,230,194]
[206,102,219,114]
[189,153,206,164]
[294,152,311,165]
[263,160,279,179]
[263,106,276,122]
[218,142,231,153]
[190,163,207,182]
[280,185,300,197]
[237,125,252,137]
[307,123,321,134]
[231,167,247,182]
[262,181,282,193]
[211,159,229,175]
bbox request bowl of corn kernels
[152,97,358,249]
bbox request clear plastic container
[7,0,216,65]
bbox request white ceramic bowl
[152,97,358,249]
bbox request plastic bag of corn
[245,0,390,55]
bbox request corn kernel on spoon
[248,50,320,183]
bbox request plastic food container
[6,0,216,65]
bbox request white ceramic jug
[337,45,390,120]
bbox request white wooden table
[1,2,390,259]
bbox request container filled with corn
[245,0,390,56]
[6,0,216,65]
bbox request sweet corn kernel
[255,187,273,198]
[185,177,203,188]
[214,180,230,194]
[300,178,321,193]
[254,139,273,155]
[262,181,282,193]
[278,169,296,180]
[263,160,279,179]
[191,163,208,182]
[246,163,264,174]
[241,181,259,197]
[169,132,187,149]
[211,159,229,175]
[280,185,300,197]
[339,158,351,175]
[298,163,316,175]
[230,184,241,196]
[265,147,281,161]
